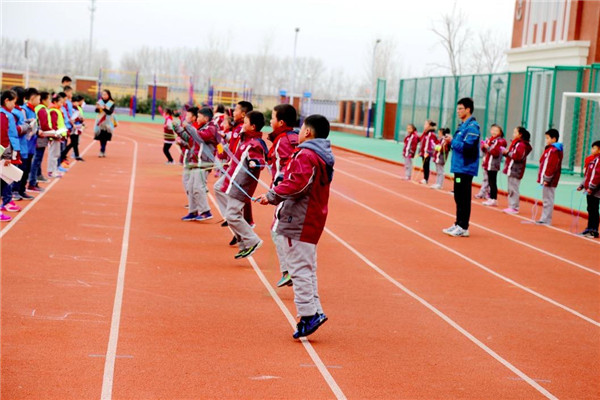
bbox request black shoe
[234,248,245,259]
[221,221,229,227]
[18,192,34,200]
[37,175,48,182]
[581,229,599,238]
[75,157,85,161]
[293,313,328,339]
[229,236,238,246]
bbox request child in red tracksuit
[266,104,299,288]
[402,124,419,180]
[419,120,437,184]
[480,124,507,206]
[431,127,451,189]
[163,108,176,164]
[536,129,563,225]
[577,140,600,238]
[257,114,334,339]
[502,127,532,214]
[216,110,267,258]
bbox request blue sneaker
[58,166,68,172]
[276,272,292,287]
[293,312,328,339]
[181,212,198,221]
[195,211,213,221]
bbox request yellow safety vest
[48,107,66,132]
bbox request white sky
[1,0,516,78]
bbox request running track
[1,122,598,399]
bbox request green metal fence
[393,64,600,174]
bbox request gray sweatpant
[271,229,288,274]
[47,141,61,174]
[213,173,228,218]
[404,157,413,179]
[507,176,521,210]
[184,168,210,214]
[182,167,191,195]
[477,169,489,197]
[540,186,556,224]
[285,237,323,317]
[435,163,445,187]
[225,196,261,250]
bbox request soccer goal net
[558,92,600,174]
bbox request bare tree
[470,29,508,74]
[430,2,470,77]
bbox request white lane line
[335,168,600,276]
[335,154,599,245]
[208,193,346,400]
[100,136,138,400]
[324,227,558,400]
[0,138,96,238]
[332,189,600,328]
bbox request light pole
[88,0,96,74]
[290,27,300,107]
[493,77,504,124]
[366,39,381,137]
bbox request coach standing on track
[443,97,481,238]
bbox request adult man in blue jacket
[443,97,480,237]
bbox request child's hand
[255,194,269,205]
[577,185,584,191]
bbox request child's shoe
[181,212,198,221]
[276,272,293,287]
[57,166,68,173]
[18,192,34,200]
[419,179,427,184]
[580,229,599,238]
[293,313,327,339]
[482,199,497,206]
[27,184,44,192]
[229,236,238,246]
[195,211,213,221]
[535,220,550,225]
[503,207,518,214]
[37,175,48,182]
[430,184,441,189]
[237,240,263,259]
[2,202,21,212]
[220,220,228,227]
[0,212,12,222]
[474,192,486,199]
[75,157,85,161]
[11,192,22,201]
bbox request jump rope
[569,188,586,233]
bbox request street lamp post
[366,39,381,137]
[290,27,300,107]
[493,77,504,124]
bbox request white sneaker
[449,226,470,237]
[442,224,459,235]
[419,179,427,184]
[482,199,497,206]
[474,193,486,199]
[430,184,441,189]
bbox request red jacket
[581,154,600,198]
[403,131,419,158]
[502,138,532,179]
[481,136,507,172]
[229,121,243,154]
[163,116,176,141]
[433,137,451,165]
[537,143,563,188]
[266,139,334,244]
[267,126,299,185]
[222,130,267,202]
[0,112,11,149]
[419,130,437,157]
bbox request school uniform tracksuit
[265,139,335,317]
[403,132,419,179]
[537,143,563,224]
[580,155,600,233]
[503,138,532,211]
[419,130,437,183]
[433,139,451,187]
[266,127,299,274]
[479,136,507,200]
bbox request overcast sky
[1,0,515,78]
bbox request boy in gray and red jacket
[536,129,563,225]
[578,140,600,238]
[266,104,299,288]
[257,114,334,339]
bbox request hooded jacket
[537,142,563,188]
[266,138,334,244]
[481,136,508,172]
[222,130,267,202]
[580,154,600,199]
[267,126,299,185]
[403,131,419,158]
[503,138,532,179]
[419,129,438,157]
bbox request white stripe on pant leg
[287,238,319,317]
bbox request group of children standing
[402,115,600,238]
[166,100,334,338]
